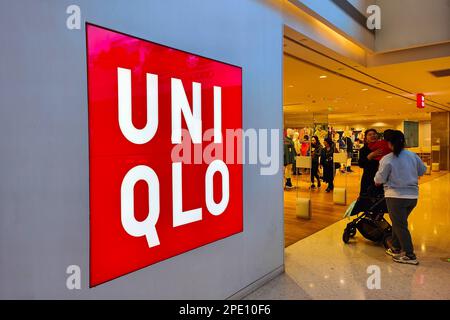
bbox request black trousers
[386,198,417,255]
[311,161,320,184]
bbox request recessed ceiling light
[319,75,327,79]
[288,85,294,88]
[362,88,368,91]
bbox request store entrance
[282,35,440,248]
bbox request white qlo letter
[121,165,160,247]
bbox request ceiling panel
[283,36,450,127]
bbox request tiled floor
[245,173,450,300]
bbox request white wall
[288,0,375,50]
[332,120,431,148]
[331,120,403,132]
[419,121,431,148]
[0,0,284,299]
[375,0,450,52]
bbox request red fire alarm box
[416,93,425,109]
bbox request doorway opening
[282,31,446,248]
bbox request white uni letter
[118,67,158,144]
[171,78,202,144]
[213,86,222,143]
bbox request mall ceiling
[283,36,450,126]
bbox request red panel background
[86,24,243,287]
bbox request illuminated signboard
[86,24,243,287]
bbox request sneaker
[310,184,316,189]
[385,248,402,258]
[393,254,419,265]
[285,178,294,189]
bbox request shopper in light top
[374,130,427,265]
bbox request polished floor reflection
[246,173,450,299]
[284,166,448,246]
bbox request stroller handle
[368,196,387,212]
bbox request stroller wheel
[349,228,357,237]
[382,233,393,249]
[342,230,351,244]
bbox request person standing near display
[358,129,383,196]
[284,129,297,189]
[374,130,426,265]
[345,134,354,172]
[320,137,336,193]
[301,135,310,156]
[310,135,322,189]
[298,134,310,175]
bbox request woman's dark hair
[304,135,310,141]
[324,137,333,147]
[383,129,395,141]
[311,135,319,146]
[364,128,378,144]
[384,130,405,157]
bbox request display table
[296,198,311,219]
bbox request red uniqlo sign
[86,24,243,287]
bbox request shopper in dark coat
[310,135,322,189]
[320,137,336,192]
[345,135,354,172]
[358,129,383,196]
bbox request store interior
[282,35,450,247]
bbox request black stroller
[342,187,393,248]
